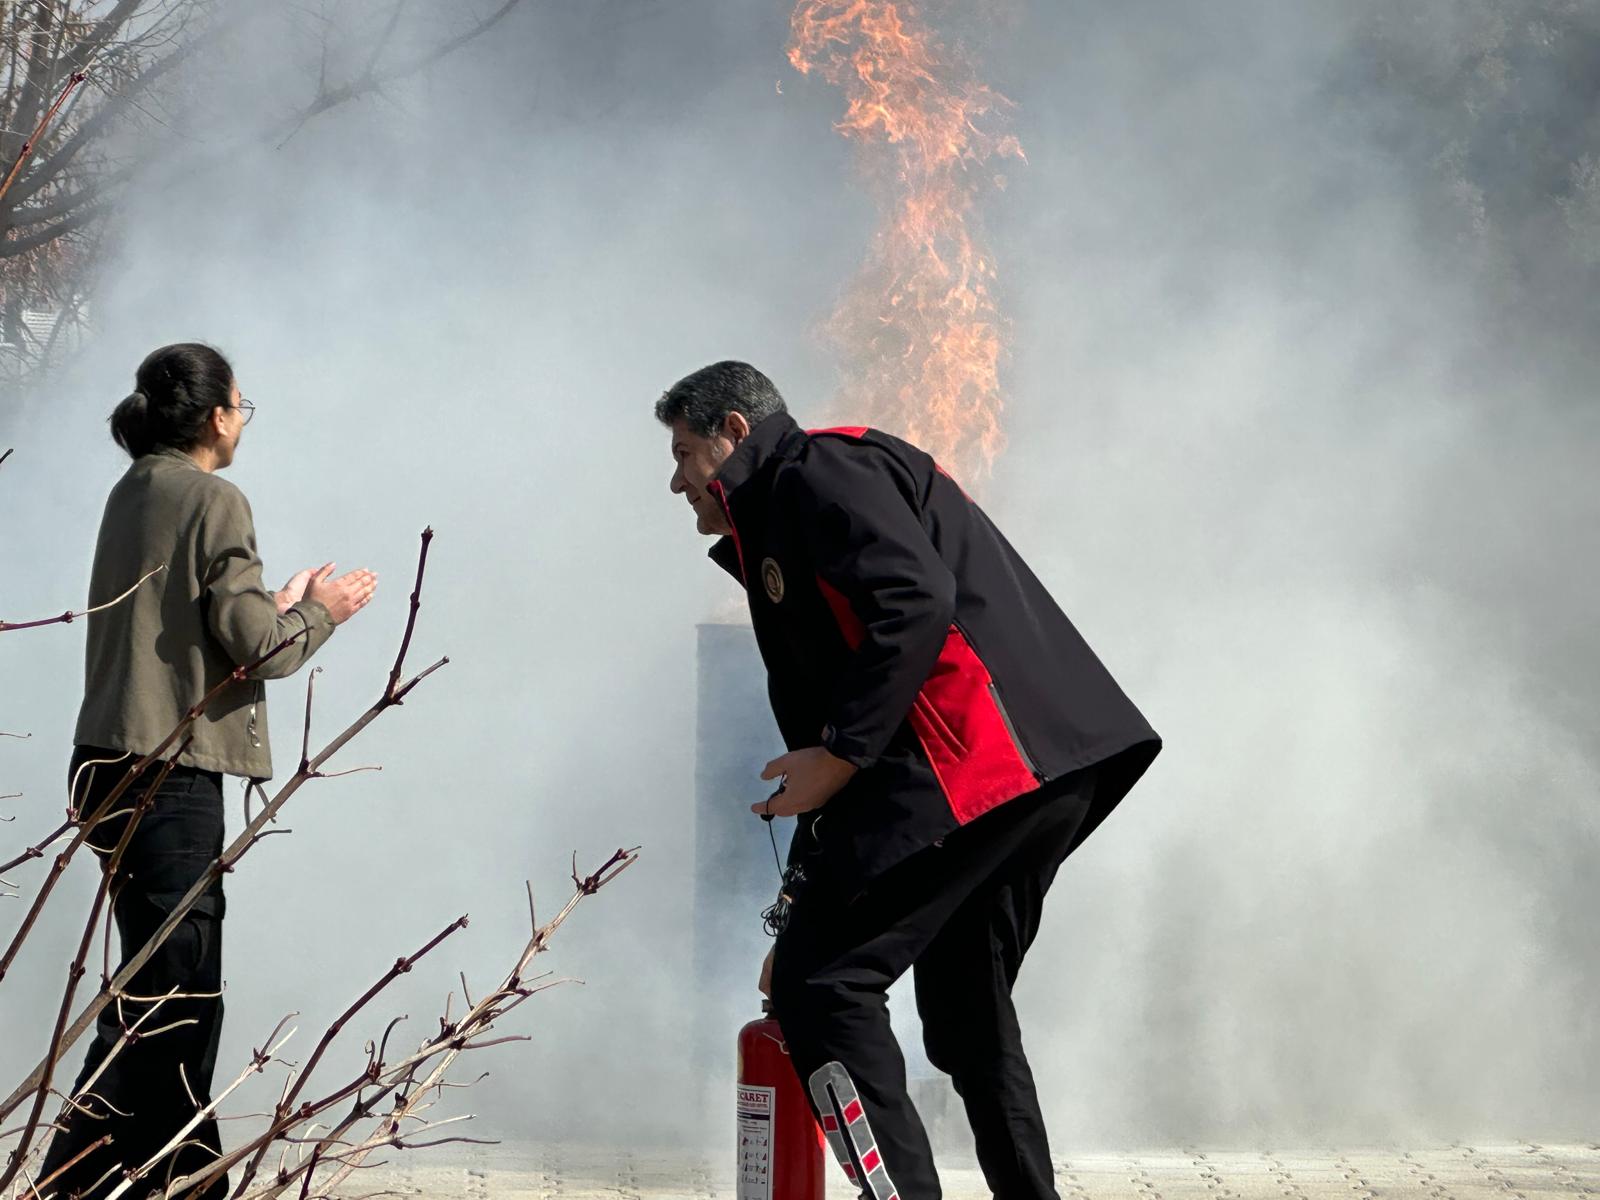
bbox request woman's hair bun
[108,345,234,460]
[109,390,154,457]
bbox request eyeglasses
[236,398,256,426]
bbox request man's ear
[724,410,752,444]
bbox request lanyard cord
[759,784,805,937]
[766,811,783,875]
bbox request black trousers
[39,747,230,1200]
[771,770,1096,1200]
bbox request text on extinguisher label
[736,1084,776,1200]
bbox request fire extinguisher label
[736,1084,776,1200]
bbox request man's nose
[669,468,685,495]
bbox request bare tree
[0,0,526,386]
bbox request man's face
[668,418,736,536]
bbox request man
[658,361,1159,1199]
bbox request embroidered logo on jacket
[761,557,785,604]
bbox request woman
[41,343,377,1200]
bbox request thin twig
[298,667,321,775]
[0,565,166,634]
[384,527,431,701]
[313,766,380,781]
[0,68,88,206]
[278,3,527,148]
[23,1132,111,1196]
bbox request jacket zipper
[247,680,263,748]
[708,480,747,584]
[988,681,1043,781]
[246,607,311,753]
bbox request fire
[789,0,1024,486]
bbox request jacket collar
[708,534,742,579]
[704,412,803,582]
[148,445,203,472]
[710,411,801,500]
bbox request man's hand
[753,746,857,817]
[759,946,775,998]
[273,566,320,615]
[305,564,379,625]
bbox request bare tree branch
[0,565,165,634]
[0,65,86,209]
[275,1,525,145]
[0,819,71,879]
[0,199,99,259]
[7,170,128,227]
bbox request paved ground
[354,1142,1600,1200]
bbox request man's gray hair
[655,360,788,437]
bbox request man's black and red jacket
[708,413,1160,889]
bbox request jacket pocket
[912,693,968,758]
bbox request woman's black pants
[38,747,230,1200]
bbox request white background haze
[2,0,1596,1153]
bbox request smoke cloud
[1,0,1594,1155]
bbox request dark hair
[109,343,235,459]
[654,360,787,437]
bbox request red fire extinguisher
[737,1001,825,1200]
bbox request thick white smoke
[0,0,1594,1155]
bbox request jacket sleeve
[793,440,956,769]
[196,481,335,680]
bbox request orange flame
[789,0,1023,486]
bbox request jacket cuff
[821,723,877,770]
[291,598,335,635]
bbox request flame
[789,0,1024,485]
